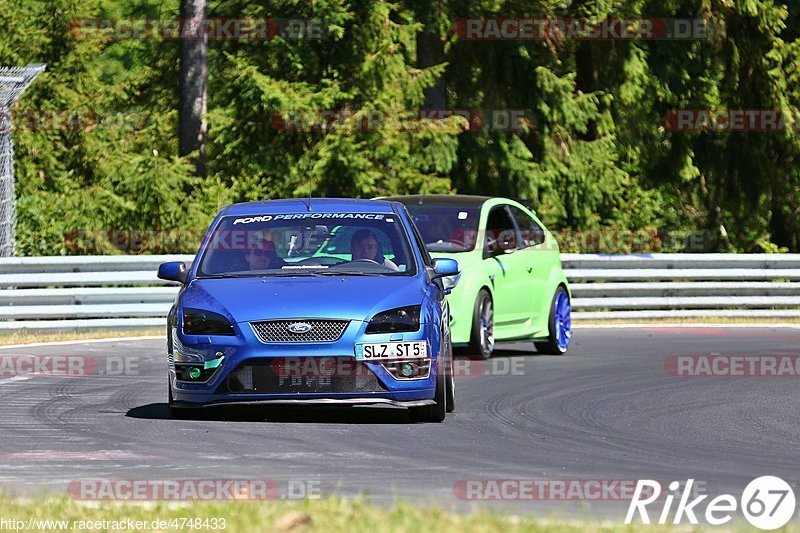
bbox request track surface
[1,327,799,518]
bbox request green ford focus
[385,195,571,359]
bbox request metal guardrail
[1,254,799,332]
[563,253,800,321]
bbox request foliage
[2,0,799,254]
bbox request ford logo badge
[287,322,313,334]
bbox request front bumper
[169,319,442,406]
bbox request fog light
[399,362,416,378]
[382,358,431,380]
[175,363,219,382]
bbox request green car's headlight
[366,305,421,334]
[183,308,235,336]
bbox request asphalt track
[1,326,800,520]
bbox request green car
[385,195,571,359]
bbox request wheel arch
[449,271,495,345]
[557,281,570,299]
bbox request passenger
[245,239,286,270]
[350,229,398,270]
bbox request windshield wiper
[199,272,326,278]
[248,271,333,277]
[321,271,385,276]
[199,271,388,278]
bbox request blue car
[157,198,459,422]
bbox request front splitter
[171,398,436,409]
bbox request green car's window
[508,206,546,248]
[403,204,481,253]
[485,206,519,254]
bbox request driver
[350,229,398,270]
[245,238,286,270]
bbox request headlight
[183,308,235,336]
[366,305,421,334]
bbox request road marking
[0,375,31,384]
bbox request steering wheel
[349,258,381,265]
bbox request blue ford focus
[158,199,458,422]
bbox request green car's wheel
[468,289,494,360]
[411,364,447,422]
[535,286,572,355]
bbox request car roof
[222,198,396,216]
[385,194,537,213]
[383,194,493,207]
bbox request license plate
[355,341,428,361]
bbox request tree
[178,0,208,177]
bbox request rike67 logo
[626,476,796,530]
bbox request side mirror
[432,258,460,293]
[157,261,187,284]
[432,258,459,277]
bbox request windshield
[195,213,417,277]
[402,203,481,252]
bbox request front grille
[216,357,387,394]
[250,319,349,343]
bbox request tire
[411,364,447,422]
[535,286,572,355]
[467,289,494,360]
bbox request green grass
[0,329,163,346]
[0,495,734,532]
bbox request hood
[181,275,427,323]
